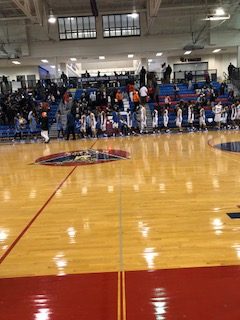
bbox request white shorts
[163,116,168,127]
[199,117,206,126]
[214,114,221,123]
[176,117,182,127]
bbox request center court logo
[35,149,130,166]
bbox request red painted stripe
[0,166,77,264]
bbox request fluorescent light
[148,59,153,62]
[41,59,48,63]
[128,13,138,19]
[184,51,192,55]
[50,65,56,69]
[204,14,230,21]
[156,52,162,56]
[70,58,77,61]
[216,7,225,15]
[48,9,56,24]
[99,56,105,60]
[12,60,21,65]
[128,54,134,58]
[213,49,221,53]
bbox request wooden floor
[1,131,240,279]
[2,131,240,320]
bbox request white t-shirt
[140,86,148,97]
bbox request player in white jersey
[236,101,240,126]
[199,106,207,131]
[221,106,228,130]
[176,106,183,132]
[213,102,222,129]
[230,103,237,128]
[187,102,194,131]
[89,111,97,138]
[140,105,147,133]
[100,110,107,136]
[152,109,159,133]
[127,109,132,135]
[163,107,170,133]
[80,113,87,137]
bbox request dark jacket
[40,116,48,131]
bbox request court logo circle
[35,149,129,166]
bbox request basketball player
[80,113,87,138]
[213,102,222,130]
[89,111,97,138]
[40,112,50,143]
[112,107,120,136]
[221,106,228,130]
[236,100,240,128]
[140,104,147,134]
[230,103,237,129]
[199,106,207,131]
[188,102,194,131]
[152,108,159,133]
[176,106,183,132]
[100,110,107,137]
[163,106,170,133]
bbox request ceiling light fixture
[99,56,105,60]
[213,49,221,53]
[12,60,21,65]
[128,12,138,19]
[50,65,56,68]
[48,9,56,24]
[156,52,162,56]
[41,59,49,63]
[204,14,230,21]
[215,7,225,15]
[70,58,77,61]
[128,54,134,58]
[184,51,192,55]
[148,59,153,63]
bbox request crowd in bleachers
[0,76,239,142]
[0,81,66,140]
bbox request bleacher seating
[0,101,59,140]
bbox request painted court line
[0,140,98,264]
[0,166,77,264]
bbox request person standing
[199,106,207,131]
[176,106,183,132]
[213,102,222,130]
[28,110,38,140]
[56,110,64,139]
[140,104,147,134]
[100,110,107,136]
[140,66,146,86]
[66,110,76,140]
[139,85,148,106]
[166,65,172,83]
[163,106,170,133]
[188,102,194,131]
[89,111,97,138]
[152,108,159,133]
[40,111,50,143]
[228,63,235,80]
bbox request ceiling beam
[12,0,36,22]
[147,0,162,32]
[33,0,43,25]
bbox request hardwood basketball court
[1,131,240,319]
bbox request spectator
[66,109,76,140]
[228,63,235,79]
[140,66,146,86]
